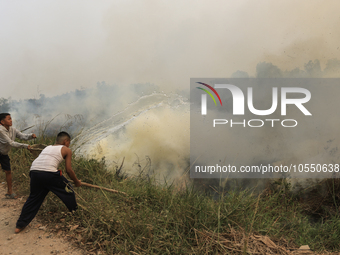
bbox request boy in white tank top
[15,131,81,233]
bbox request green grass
[5,136,340,254]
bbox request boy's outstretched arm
[0,129,31,150]
[62,147,81,187]
[14,127,36,140]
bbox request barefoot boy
[15,131,81,233]
[0,113,36,199]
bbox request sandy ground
[0,182,85,255]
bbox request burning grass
[6,135,340,254]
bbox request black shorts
[0,154,11,171]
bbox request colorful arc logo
[196,82,222,106]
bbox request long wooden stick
[30,148,44,151]
[70,180,128,196]
[21,125,35,132]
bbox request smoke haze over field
[1,1,340,184]
[3,59,340,184]
[1,1,340,99]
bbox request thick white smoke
[72,92,190,183]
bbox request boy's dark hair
[56,131,71,144]
[0,113,10,123]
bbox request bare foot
[15,227,25,234]
[5,193,18,199]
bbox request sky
[1,0,340,99]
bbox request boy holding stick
[15,131,81,233]
[0,113,36,199]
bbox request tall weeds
[5,134,340,254]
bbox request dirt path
[0,182,84,255]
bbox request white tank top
[30,145,64,172]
